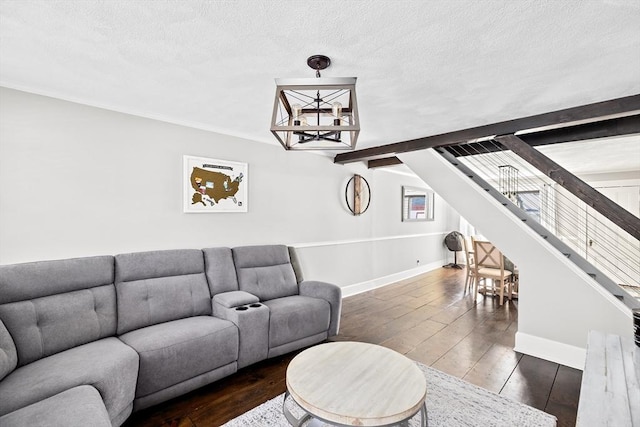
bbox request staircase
[398,148,636,370]
[437,146,639,308]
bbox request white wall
[400,149,633,370]
[0,88,459,292]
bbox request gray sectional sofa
[0,245,341,427]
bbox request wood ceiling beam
[444,114,640,157]
[334,94,640,165]
[367,157,402,169]
[495,134,640,240]
[375,114,640,164]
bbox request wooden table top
[576,331,640,427]
[286,341,427,426]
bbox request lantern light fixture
[271,55,360,150]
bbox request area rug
[222,362,557,426]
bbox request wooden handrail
[335,94,640,164]
[495,134,640,240]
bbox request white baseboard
[341,260,445,298]
[514,332,586,370]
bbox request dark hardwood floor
[124,268,582,427]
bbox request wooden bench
[576,330,640,426]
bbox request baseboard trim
[341,260,445,298]
[514,332,586,370]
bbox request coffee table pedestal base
[283,391,428,427]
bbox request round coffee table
[284,341,428,426]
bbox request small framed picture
[402,186,434,221]
[183,155,248,213]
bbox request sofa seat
[118,315,239,402]
[0,385,111,427]
[0,337,138,427]
[263,295,330,348]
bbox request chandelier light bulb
[332,102,342,125]
[291,104,302,125]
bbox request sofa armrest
[299,281,342,337]
[0,385,111,427]
[212,291,259,308]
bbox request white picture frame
[402,186,434,222]
[183,155,248,213]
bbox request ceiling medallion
[271,55,360,151]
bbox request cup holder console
[235,303,263,311]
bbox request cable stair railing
[435,141,640,310]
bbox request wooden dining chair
[509,266,519,298]
[473,240,513,305]
[462,237,475,293]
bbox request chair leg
[466,272,475,294]
[473,276,478,302]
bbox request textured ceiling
[1,0,639,170]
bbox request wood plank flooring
[124,268,582,427]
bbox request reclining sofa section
[0,245,342,427]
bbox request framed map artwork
[183,155,248,213]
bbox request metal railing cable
[455,141,640,287]
[453,145,638,288]
[446,141,639,288]
[483,139,639,258]
[452,141,639,283]
[449,144,599,252]
[448,142,636,256]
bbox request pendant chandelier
[271,55,360,150]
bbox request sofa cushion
[118,316,238,398]
[0,256,116,366]
[203,247,239,295]
[263,295,330,348]
[0,256,114,304]
[232,245,298,301]
[115,249,212,334]
[0,337,138,424]
[0,285,116,366]
[0,385,111,427]
[0,319,17,381]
